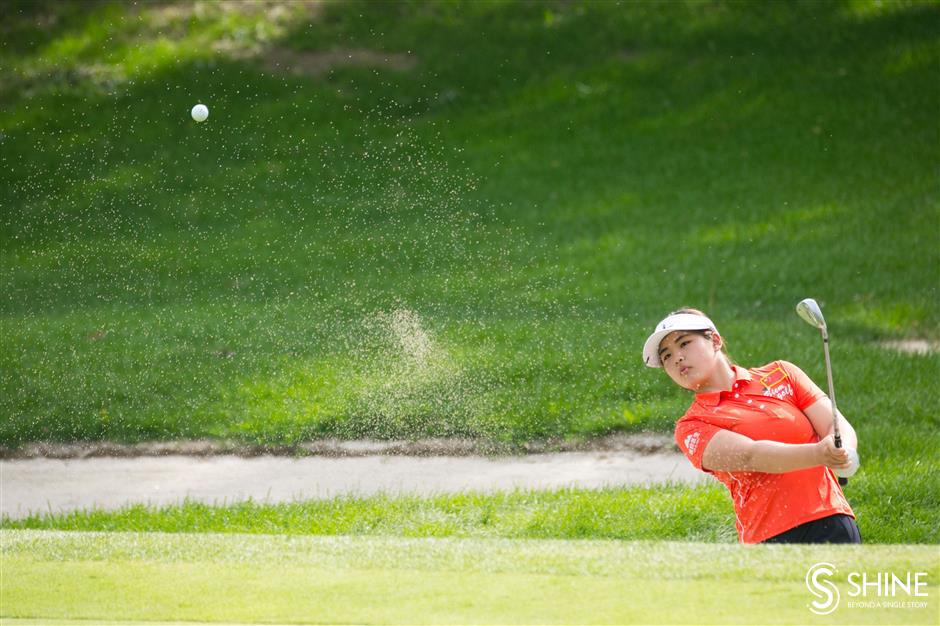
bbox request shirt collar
[695,365,752,407]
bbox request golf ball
[191,104,209,123]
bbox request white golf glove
[834,448,860,478]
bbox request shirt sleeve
[778,360,827,410]
[674,416,723,473]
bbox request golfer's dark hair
[670,307,736,366]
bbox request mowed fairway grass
[3,530,938,625]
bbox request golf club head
[796,298,827,331]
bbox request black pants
[763,514,861,544]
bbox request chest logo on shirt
[760,367,793,401]
[684,432,701,455]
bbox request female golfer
[643,308,861,544]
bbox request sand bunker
[0,437,704,520]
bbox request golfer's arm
[701,430,822,474]
[804,398,858,450]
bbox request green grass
[3,478,937,544]
[1,485,738,543]
[3,5,938,624]
[2,530,937,624]
[2,0,937,447]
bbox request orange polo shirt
[674,360,854,544]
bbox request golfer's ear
[711,332,723,351]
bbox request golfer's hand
[834,448,860,478]
[816,435,851,471]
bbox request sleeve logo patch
[759,367,789,389]
[684,432,701,455]
[760,367,793,400]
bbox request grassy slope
[3,530,938,624]
[1,0,937,446]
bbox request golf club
[796,298,848,486]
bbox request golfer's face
[658,331,719,390]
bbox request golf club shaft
[820,329,842,448]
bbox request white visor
[643,313,717,368]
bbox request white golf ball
[191,104,209,123]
